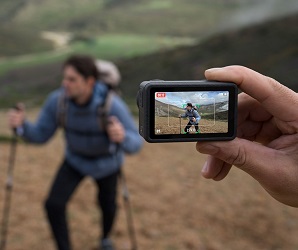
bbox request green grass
[0,0,296,57]
[0,26,53,57]
[11,0,105,29]
[0,135,23,143]
[2,0,296,62]
[0,34,196,76]
[0,51,67,76]
[73,34,196,58]
[2,0,281,57]
[134,0,173,10]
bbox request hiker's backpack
[95,59,121,89]
[186,106,198,115]
[57,59,121,131]
[189,106,201,120]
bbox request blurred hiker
[179,103,201,133]
[196,65,298,207]
[8,55,143,250]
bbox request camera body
[137,80,238,143]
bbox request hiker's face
[186,106,191,111]
[62,65,94,99]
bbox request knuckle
[266,77,283,92]
[224,145,247,167]
[259,77,284,104]
[227,65,246,73]
[238,92,251,102]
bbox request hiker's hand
[107,116,125,143]
[196,66,298,207]
[8,103,26,129]
[178,114,181,118]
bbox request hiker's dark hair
[187,103,192,107]
[63,55,100,80]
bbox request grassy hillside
[0,34,196,76]
[0,14,297,109]
[2,0,269,32]
[1,0,298,56]
[6,0,298,36]
[0,25,53,57]
[155,99,228,121]
[0,0,228,56]
[118,14,298,102]
[155,100,184,117]
[203,110,228,121]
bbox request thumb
[196,138,283,183]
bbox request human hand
[107,116,126,143]
[8,103,26,129]
[196,66,298,207]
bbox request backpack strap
[56,88,115,131]
[57,91,68,128]
[98,90,115,132]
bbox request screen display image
[155,91,229,135]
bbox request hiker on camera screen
[8,55,143,250]
[179,103,201,133]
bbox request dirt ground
[155,117,228,134]
[0,111,298,250]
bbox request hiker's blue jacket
[181,108,201,125]
[20,82,143,179]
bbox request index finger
[205,66,298,121]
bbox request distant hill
[203,110,229,121]
[0,13,297,109]
[155,99,228,121]
[118,14,298,101]
[155,100,184,117]
[1,0,298,56]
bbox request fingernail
[202,161,209,173]
[205,67,222,73]
[198,144,219,155]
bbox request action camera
[137,80,238,143]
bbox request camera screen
[155,91,229,135]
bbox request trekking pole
[119,169,138,250]
[0,128,18,250]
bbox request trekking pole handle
[11,105,23,134]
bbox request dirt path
[41,31,72,49]
[155,117,228,134]
[0,111,298,249]
[0,139,298,250]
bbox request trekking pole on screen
[0,107,20,250]
[179,116,182,134]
